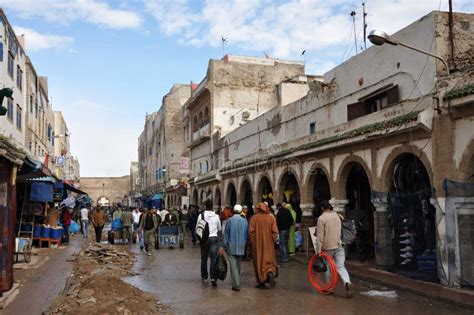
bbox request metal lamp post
[368,30,450,75]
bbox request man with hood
[248,202,279,288]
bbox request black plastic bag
[312,256,327,273]
[214,255,227,281]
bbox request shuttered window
[347,84,400,121]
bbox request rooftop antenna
[221,36,227,57]
[301,50,306,66]
[350,11,358,54]
[362,2,367,50]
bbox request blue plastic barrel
[50,228,63,240]
[42,226,52,238]
[33,225,43,238]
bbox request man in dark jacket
[276,203,294,262]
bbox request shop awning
[16,157,56,183]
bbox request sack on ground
[340,218,357,245]
[195,213,209,243]
[312,256,327,273]
[214,255,227,281]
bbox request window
[30,95,33,113]
[7,53,14,78]
[16,66,22,90]
[193,116,198,132]
[148,146,152,156]
[309,122,316,134]
[35,102,38,118]
[47,124,52,141]
[16,104,22,130]
[7,98,13,121]
[347,84,400,121]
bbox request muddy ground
[47,242,170,314]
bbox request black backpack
[195,213,209,243]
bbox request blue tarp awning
[151,194,162,200]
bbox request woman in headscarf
[285,203,297,256]
[248,202,279,288]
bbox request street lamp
[368,30,450,75]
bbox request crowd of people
[76,199,353,298]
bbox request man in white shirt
[199,202,222,286]
[80,206,89,238]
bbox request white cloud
[145,0,474,70]
[2,0,142,29]
[60,100,140,177]
[14,26,74,52]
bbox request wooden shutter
[386,85,400,106]
[347,101,366,121]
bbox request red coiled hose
[308,252,338,294]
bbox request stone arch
[380,145,433,193]
[97,196,110,206]
[335,155,373,199]
[256,173,273,204]
[191,189,198,205]
[214,186,222,210]
[239,177,253,208]
[237,175,253,200]
[457,139,474,182]
[277,167,301,205]
[204,107,209,124]
[303,163,332,217]
[225,180,237,208]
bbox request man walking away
[61,207,72,244]
[220,204,248,291]
[200,203,222,287]
[121,208,133,244]
[139,208,159,256]
[276,203,293,263]
[92,206,106,243]
[316,200,354,298]
[188,205,199,245]
[249,203,278,289]
[80,206,90,239]
[132,208,140,243]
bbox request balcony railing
[192,123,210,143]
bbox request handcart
[14,237,32,263]
[156,225,184,249]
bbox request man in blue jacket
[219,204,248,291]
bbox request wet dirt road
[124,238,470,315]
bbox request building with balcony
[182,55,311,199]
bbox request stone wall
[80,176,130,206]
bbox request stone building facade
[182,55,315,204]
[186,11,474,287]
[138,84,191,206]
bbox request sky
[1,0,473,177]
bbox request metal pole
[351,11,358,54]
[448,0,455,69]
[362,2,367,50]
